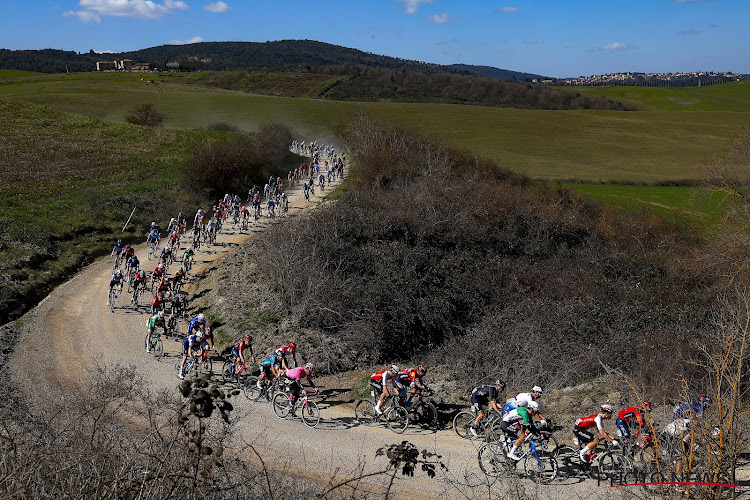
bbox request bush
[255,114,718,391]
[125,103,165,127]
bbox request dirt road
[6,161,653,499]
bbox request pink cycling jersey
[286,366,310,380]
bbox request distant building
[96,61,116,71]
[96,59,153,71]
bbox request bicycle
[478,432,558,484]
[569,440,631,484]
[147,241,157,260]
[245,374,284,402]
[221,358,250,386]
[176,355,201,380]
[487,418,561,457]
[144,331,164,359]
[354,395,410,434]
[453,407,501,440]
[107,287,118,312]
[272,390,321,428]
[131,281,144,309]
[406,389,439,429]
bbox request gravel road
[6,160,660,499]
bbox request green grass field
[0,69,42,78]
[555,81,750,112]
[1,72,747,183]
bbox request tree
[125,103,166,127]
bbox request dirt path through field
[7,155,671,499]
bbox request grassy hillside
[555,81,750,112]
[0,72,746,184]
[0,98,206,322]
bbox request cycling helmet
[699,395,711,406]
[528,401,540,412]
[197,313,205,321]
[289,342,296,350]
[151,222,156,227]
[157,264,164,270]
[532,386,543,395]
[117,269,123,275]
[495,379,507,391]
[642,401,653,411]
[158,311,165,318]
[305,362,314,372]
[196,331,205,340]
[600,404,614,414]
[418,364,427,374]
[244,334,252,342]
[391,364,400,373]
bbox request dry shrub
[256,115,717,393]
[125,103,165,127]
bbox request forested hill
[0,40,541,79]
[449,63,543,81]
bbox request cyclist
[503,386,543,414]
[402,365,428,408]
[574,404,619,463]
[151,263,165,290]
[112,239,124,258]
[168,292,185,324]
[131,269,147,303]
[159,245,173,266]
[171,267,186,292]
[285,362,318,406]
[240,205,250,224]
[257,352,280,388]
[107,269,124,306]
[370,365,405,415]
[274,342,298,370]
[125,254,140,282]
[229,333,254,377]
[183,246,195,269]
[147,226,160,246]
[673,396,710,420]
[469,380,507,436]
[146,311,167,353]
[616,401,651,442]
[178,331,205,379]
[150,291,165,315]
[193,209,205,228]
[188,313,207,336]
[123,243,135,261]
[266,198,275,217]
[156,277,171,297]
[504,400,542,460]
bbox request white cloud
[428,13,449,24]
[64,0,189,22]
[495,7,518,13]
[63,9,102,23]
[168,36,204,45]
[204,1,230,12]
[399,0,433,14]
[600,42,630,51]
[165,0,188,9]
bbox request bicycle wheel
[453,411,477,439]
[220,361,234,383]
[200,357,213,375]
[596,452,628,484]
[386,406,409,434]
[415,402,438,428]
[537,431,561,457]
[478,442,506,478]
[354,400,380,427]
[152,338,163,359]
[243,377,263,401]
[272,393,291,419]
[301,400,321,428]
[524,453,558,484]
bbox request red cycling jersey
[575,413,604,430]
[402,368,423,385]
[618,407,645,426]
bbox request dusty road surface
[7,158,729,499]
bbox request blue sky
[1,0,747,77]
